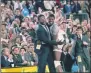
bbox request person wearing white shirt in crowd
[13,0,23,11]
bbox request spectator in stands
[63,1,72,14]
[12,47,28,66]
[24,43,38,66]
[15,36,22,48]
[13,0,23,10]
[25,1,34,14]
[26,36,33,45]
[1,23,8,39]
[22,3,30,17]
[71,1,81,13]
[1,47,14,67]
[20,47,26,61]
[44,0,55,11]
[34,0,46,14]
[15,8,23,23]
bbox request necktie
[45,25,51,40]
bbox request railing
[1,65,49,73]
[66,13,89,23]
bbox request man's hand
[57,41,64,45]
[22,61,28,65]
[83,41,88,46]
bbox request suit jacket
[82,34,90,60]
[24,52,38,64]
[36,24,58,54]
[37,24,58,45]
[13,54,23,66]
[1,55,10,67]
[72,3,81,13]
[75,34,90,59]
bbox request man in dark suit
[1,47,11,67]
[71,1,81,13]
[12,47,28,66]
[36,14,63,73]
[75,27,90,72]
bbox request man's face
[24,17,29,23]
[26,37,32,43]
[33,17,38,22]
[48,17,55,25]
[16,37,21,44]
[39,16,46,24]
[1,25,6,31]
[60,23,66,30]
[28,44,34,52]
[20,49,26,55]
[73,26,77,31]
[13,48,20,55]
[4,48,10,56]
[16,10,21,16]
[77,29,82,35]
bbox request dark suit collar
[39,24,49,32]
[3,55,8,60]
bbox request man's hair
[76,27,83,31]
[73,25,77,27]
[20,47,26,51]
[1,47,9,54]
[38,14,44,21]
[2,44,8,48]
[12,46,19,51]
[33,15,37,18]
[11,45,17,50]
[48,14,55,18]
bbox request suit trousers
[38,45,56,73]
[77,53,90,72]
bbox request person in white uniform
[47,14,69,72]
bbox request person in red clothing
[56,0,63,8]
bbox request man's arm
[1,56,10,67]
[37,28,62,46]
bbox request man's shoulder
[24,52,30,56]
[37,24,44,31]
[1,55,4,59]
[53,23,59,27]
[51,23,59,30]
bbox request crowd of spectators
[0,0,90,72]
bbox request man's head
[26,36,32,44]
[76,27,83,35]
[12,47,20,55]
[38,14,46,24]
[27,43,34,53]
[20,47,26,55]
[59,22,66,30]
[15,36,22,44]
[2,47,10,56]
[48,14,55,26]
[23,17,30,23]
[15,8,21,16]
[72,25,77,33]
[33,15,38,22]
